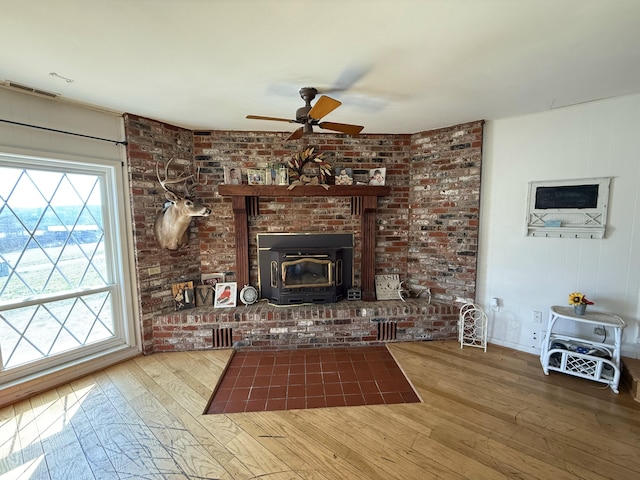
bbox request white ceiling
[2,1,640,135]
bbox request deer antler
[185,162,209,197]
[156,158,194,193]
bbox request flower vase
[574,304,587,315]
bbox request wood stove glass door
[281,257,333,289]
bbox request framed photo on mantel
[368,167,386,186]
[247,169,265,185]
[224,166,242,185]
[334,167,354,185]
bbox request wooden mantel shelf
[218,183,390,301]
[218,184,390,197]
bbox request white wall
[479,93,640,357]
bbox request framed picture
[223,166,242,185]
[201,272,226,286]
[172,281,195,310]
[334,167,353,185]
[353,169,370,185]
[214,282,237,308]
[375,274,402,300]
[369,167,386,186]
[247,169,265,185]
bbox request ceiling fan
[246,87,364,140]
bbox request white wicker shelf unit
[540,306,625,393]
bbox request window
[0,153,135,381]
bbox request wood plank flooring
[2,341,639,479]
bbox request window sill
[0,345,141,408]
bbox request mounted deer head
[154,158,211,250]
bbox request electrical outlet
[491,297,500,311]
[594,326,605,336]
[532,311,542,323]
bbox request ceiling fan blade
[324,63,372,93]
[308,95,341,120]
[287,127,304,141]
[319,122,364,135]
[246,115,296,123]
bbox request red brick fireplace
[124,115,483,353]
[151,182,460,352]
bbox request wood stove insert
[258,233,353,305]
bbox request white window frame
[0,151,139,385]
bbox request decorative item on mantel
[239,284,258,305]
[568,292,594,315]
[287,147,332,190]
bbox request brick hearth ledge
[152,299,458,352]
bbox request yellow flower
[568,292,585,305]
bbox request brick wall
[192,131,412,287]
[125,114,203,353]
[124,115,483,353]
[409,122,483,303]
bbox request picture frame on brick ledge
[214,282,238,308]
[202,272,226,286]
[375,274,403,300]
[172,281,195,310]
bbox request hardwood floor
[2,341,639,479]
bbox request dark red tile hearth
[205,345,420,414]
